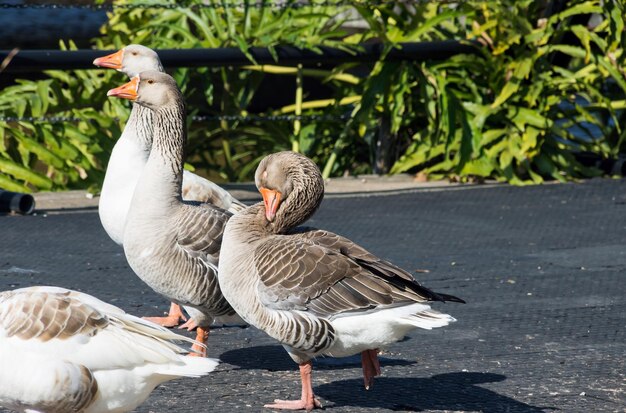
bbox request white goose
[106,71,245,357]
[94,44,245,328]
[218,151,465,410]
[0,286,218,413]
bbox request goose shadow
[219,345,414,372]
[315,372,554,412]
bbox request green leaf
[540,44,586,59]
[548,2,603,25]
[499,150,513,171]
[16,131,65,169]
[0,157,53,189]
[404,9,472,41]
[491,56,533,108]
[508,106,551,130]
[570,25,592,63]
[460,157,494,177]
[0,174,30,192]
[608,1,624,51]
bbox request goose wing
[254,228,463,318]
[175,202,232,261]
[172,203,235,315]
[0,288,109,343]
[0,288,217,413]
[0,289,110,412]
[182,170,246,213]
[0,288,199,365]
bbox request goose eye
[132,52,138,56]
[147,79,154,84]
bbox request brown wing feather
[172,203,236,317]
[255,228,463,318]
[0,291,108,341]
[176,202,231,258]
[299,229,465,303]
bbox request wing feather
[182,170,246,214]
[0,290,108,342]
[175,202,231,260]
[254,228,463,319]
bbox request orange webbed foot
[142,302,187,328]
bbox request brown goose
[218,151,465,410]
[94,44,245,328]
[107,71,244,357]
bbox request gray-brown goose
[0,286,217,413]
[107,71,244,356]
[218,151,465,410]
[94,44,245,328]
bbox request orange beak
[259,187,281,222]
[93,48,124,69]
[107,76,139,100]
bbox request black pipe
[0,40,481,73]
[0,189,35,215]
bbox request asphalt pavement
[1,178,625,412]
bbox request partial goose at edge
[0,286,218,413]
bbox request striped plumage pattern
[121,71,242,329]
[0,289,108,342]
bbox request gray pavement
[2,178,625,412]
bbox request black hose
[0,189,35,214]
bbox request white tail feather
[329,302,458,358]
[402,308,456,330]
[158,357,219,378]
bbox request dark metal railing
[0,41,481,73]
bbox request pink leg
[143,302,187,327]
[361,348,381,390]
[264,361,322,411]
[178,317,198,331]
[188,327,209,358]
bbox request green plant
[1,0,624,191]
[0,0,357,190]
[96,0,358,182]
[356,0,626,183]
[0,41,128,192]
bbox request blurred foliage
[382,0,626,184]
[0,42,125,192]
[94,0,360,182]
[0,0,625,191]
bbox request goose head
[255,151,324,232]
[107,70,183,112]
[93,44,163,78]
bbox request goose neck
[124,103,153,153]
[152,105,187,163]
[135,103,186,203]
[151,103,186,175]
[227,204,271,240]
[270,177,324,234]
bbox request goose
[0,286,218,413]
[106,71,245,357]
[218,151,465,410]
[94,44,245,328]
